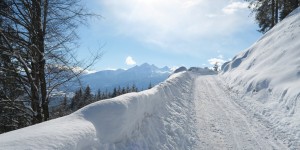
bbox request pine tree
[96,89,102,100]
[117,86,121,96]
[131,84,138,92]
[112,88,117,98]
[121,87,126,94]
[63,95,68,109]
[70,89,83,110]
[126,85,131,93]
[148,82,153,89]
[83,85,92,104]
[246,0,300,33]
[213,62,219,72]
[101,92,106,100]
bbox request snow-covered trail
[193,75,288,149]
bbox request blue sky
[77,0,262,71]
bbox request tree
[148,82,152,89]
[126,85,131,93]
[0,0,100,128]
[248,0,279,33]
[246,0,300,33]
[121,87,126,94]
[112,87,117,98]
[0,0,32,133]
[280,0,299,19]
[117,86,121,96]
[213,62,219,72]
[70,88,83,110]
[96,89,102,100]
[83,85,92,104]
[63,95,68,109]
[131,84,138,92]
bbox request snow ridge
[0,72,199,150]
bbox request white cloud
[70,66,97,74]
[218,54,224,59]
[97,0,254,56]
[125,56,136,65]
[84,70,97,74]
[208,58,226,65]
[222,2,249,14]
[170,66,179,72]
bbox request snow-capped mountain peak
[81,63,172,92]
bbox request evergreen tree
[117,86,121,96]
[246,0,300,33]
[83,85,92,104]
[108,92,112,98]
[148,82,153,89]
[70,88,83,110]
[126,85,131,93]
[101,92,106,100]
[63,95,68,109]
[121,87,126,94]
[213,62,219,72]
[96,89,102,100]
[112,87,117,98]
[131,84,138,92]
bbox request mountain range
[80,63,172,92]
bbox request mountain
[81,63,172,92]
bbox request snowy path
[193,75,288,149]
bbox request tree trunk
[294,0,299,9]
[275,0,278,24]
[272,0,275,27]
[35,0,49,121]
[31,0,43,124]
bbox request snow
[194,75,287,149]
[1,6,300,150]
[0,72,198,149]
[221,7,300,149]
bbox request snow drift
[221,7,300,148]
[0,72,198,150]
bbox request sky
[77,0,262,71]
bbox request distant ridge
[81,63,172,92]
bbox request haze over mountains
[81,63,172,92]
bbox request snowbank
[0,71,198,150]
[221,7,300,148]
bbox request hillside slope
[221,7,300,149]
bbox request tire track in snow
[194,76,238,149]
[193,75,288,149]
[203,77,262,149]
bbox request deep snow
[1,6,300,150]
[0,72,199,149]
[221,7,300,149]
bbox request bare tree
[0,0,100,128]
